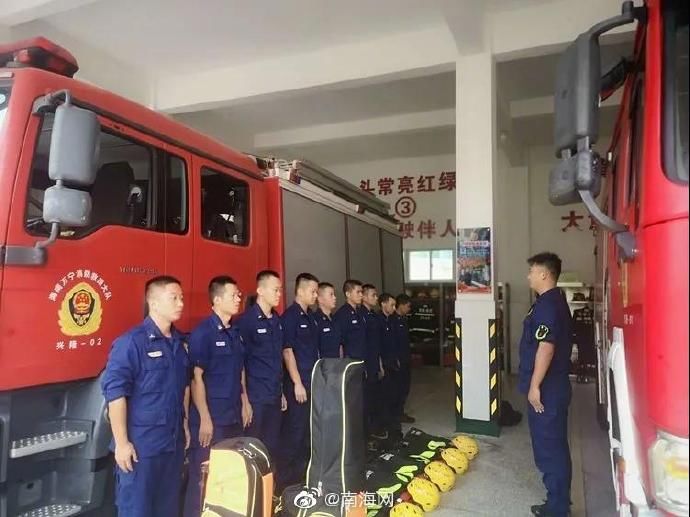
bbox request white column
[455,51,499,433]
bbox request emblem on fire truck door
[58,282,103,336]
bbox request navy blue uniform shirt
[188,313,245,427]
[379,313,397,369]
[362,305,383,376]
[391,313,411,365]
[236,303,284,404]
[282,302,319,388]
[518,287,573,395]
[312,308,342,359]
[333,303,367,360]
[101,317,190,457]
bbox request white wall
[328,154,456,251]
[494,147,531,371]
[527,145,597,284]
[494,143,598,369]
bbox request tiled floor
[402,367,616,516]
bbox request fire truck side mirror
[48,103,100,186]
[552,1,638,159]
[549,149,602,206]
[553,34,601,158]
[43,184,92,227]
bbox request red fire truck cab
[549,1,688,515]
[0,38,402,517]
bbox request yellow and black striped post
[455,319,463,419]
[454,316,501,437]
[488,319,501,423]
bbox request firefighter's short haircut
[208,275,237,305]
[395,293,411,307]
[144,275,181,315]
[295,272,319,294]
[145,275,181,300]
[362,284,377,295]
[256,270,280,285]
[318,282,334,292]
[379,292,395,305]
[528,252,562,280]
[343,279,363,295]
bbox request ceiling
[211,72,456,134]
[2,0,636,167]
[28,0,444,74]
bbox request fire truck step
[10,431,88,459]
[17,504,83,517]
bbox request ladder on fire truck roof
[253,156,396,223]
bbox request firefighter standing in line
[518,252,573,517]
[101,276,190,517]
[279,273,320,489]
[313,282,343,359]
[236,271,287,470]
[183,276,252,517]
[393,294,415,426]
[361,284,386,439]
[333,279,366,360]
[378,292,397,436]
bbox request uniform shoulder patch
[535,325,550,341]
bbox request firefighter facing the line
[101,275,190,517]
[519,252,573,517]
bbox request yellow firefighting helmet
[407,477,441,512]
[390,502,425,517]
[441,447,469,475]
[451,434,479,460]
[423,460,456,492]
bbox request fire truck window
[200,167,249,246]
[25,113,154,237]
[628,76,644,226]
[663,0,689,183]
[163,155,188,234]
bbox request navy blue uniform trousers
[279,382,311,489]
[115,447,185,517]
[245,401,282,465]
[527,388,572,517]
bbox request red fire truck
[0,39,403,517]
[549,0,688,515]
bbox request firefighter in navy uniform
[101,276,190,517]
[333,279,366,360]
[361,284,386,439]
[279,273,320,489]
[378,293,398,436]
[393,294,415,425]
[236,271,287,471]
[518,253,574,517]
[183,276,251,517]
[313,282,343,359]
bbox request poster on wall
[457,227,492,295]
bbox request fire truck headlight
[650,432,689,516]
